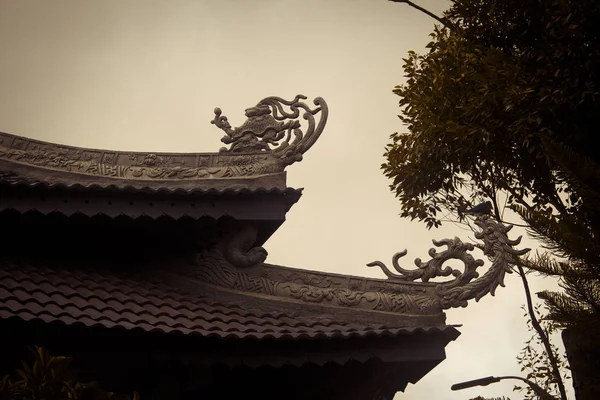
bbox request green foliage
[0,346,140,400]
[515,138,600,331]
[384,0,600,229]
[386,0,600,396]
[385,0,600,329]
[469,397,511,400]
[515,304,570,400]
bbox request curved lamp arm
[451,375,557,400]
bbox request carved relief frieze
[102,153,117,165]
[0,134,9,147]
[193,252,440,314]
[0,95,328,182]
[276,273,336,289]
[188,224,442,315]
[189,216,531,314]
[127,153,186,168]
[11,138,28,151]
[0,141,284,180]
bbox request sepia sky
[0,1,572,399]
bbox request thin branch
[498,376,557,400]
[491,185,566,399]
[497,219,531,228]
[488,171,502,222]
[549,194,568,215]
[438,218,475,232]
[500,193,508,221]
[503,185,536,212]
[388,0,452,29]
[515,263,568,400]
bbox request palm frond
[513,205,600,267]
[539,133,600,214]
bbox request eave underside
[0,317,458,399]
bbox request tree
[384,0,600,398]
[469,397,511,400]
[385,0,600,230]
[515,304,570,400]
[0,346,140,400]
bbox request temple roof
[0,130,291,193]
[0,260,458,343]
[0,95,328,195]
[0,94,531,376]
[0,95,329,236]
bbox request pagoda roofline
[0,131,289,191]
[0,94,328,193]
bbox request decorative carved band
[194,251,441,315]
[190,223,442,315]
[189,215,526,314]
[0,134,279,180]
[211,95,328,166]
[0,95,328,180]
[367,216,530,309]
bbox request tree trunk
[562,328,600,399]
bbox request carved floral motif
[367,216,530,309]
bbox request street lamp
[451,376,557,400]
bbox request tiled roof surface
[0,173,302,197]
[0,262,454,341]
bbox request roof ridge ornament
[367,215,531,309]
[211,95,328,166]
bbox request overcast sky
[0,1,572,399]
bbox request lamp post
[451,376,557,400]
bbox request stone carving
[222,224,268,268]
[192,248,440,314]
[0,138,278,180]
[211,95,328,166]
[0,95,328,181]
[128,153,185,168]
[277,273,335,289]
[367,239,483,283]
[367,215,530,309]
[189,224,442,315]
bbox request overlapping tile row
[0,262,448,340]
[0,176,303,197]
[0,177,301,220]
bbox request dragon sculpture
[211,94,328,167]
[367,215,531,309]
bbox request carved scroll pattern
[0,92,330,181]
[367,216,531,309]
[190,225,441,315]
[0,141,279,180]
[211,95,328,166]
